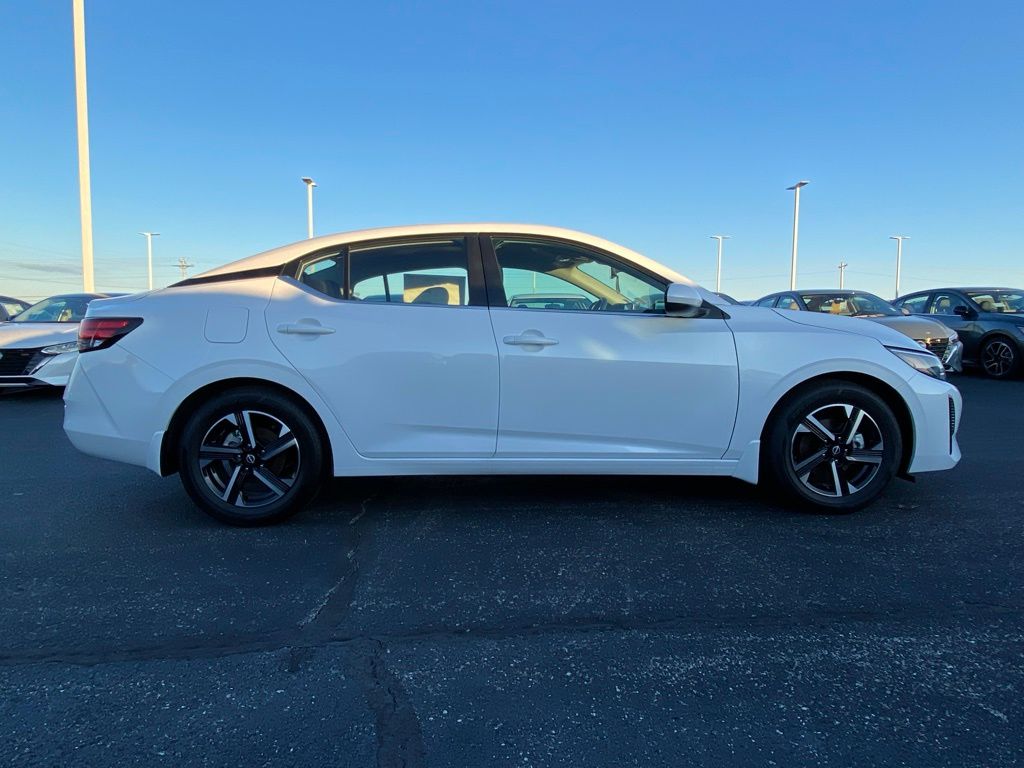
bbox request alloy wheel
[790,403,884,498]
[198,410,300,508]
[982,340,1015,377]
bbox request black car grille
[922,338,949,359]
[0,347,44,376]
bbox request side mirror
[665,283,704,318]
[953,305,975,319]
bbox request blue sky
[1,1,1022,302]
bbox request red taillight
[78,317,143,352]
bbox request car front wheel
[762,382,902,512]
[980,337,1018,379]
[178,387,324,526]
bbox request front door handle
[503,333,558,347]
[277,322,335,336]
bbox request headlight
[947,331,958,343]
[40,341,80,355]
[888,346,946,380]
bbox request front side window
[351,238,469,306]
[928,293,960,315]
[491,237,665,313]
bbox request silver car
[752,289,963,372]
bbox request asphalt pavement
[0,374,1021,767]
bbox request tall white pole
[787,181,809,291]
[890,235,909,299]
[302,177,317,238]
[139,232,160,290]
[710,235,730,293]
[72,0,95,292]
[838,261,848,289]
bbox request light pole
[710,235,730,293]
[890,235,909,298]
[138,232,160,290]
[786,181,809,290]
[838,261,848,289]
[301,177,317,238]
[72,0,95,291]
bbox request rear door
[482,235,739,459]
[266,235,499,458]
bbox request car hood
[867,315,953,340]
[0,322,79,349]
[773,309,916,348]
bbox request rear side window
[898,294,929,314]
[350,238,470,306]
[776,295,801,311]
[299,251,344,299]
[754,296,777,307]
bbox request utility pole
[710,235,730,293]
[72,0,95,291]
[838,261,848,289]
[139,232,160,290]
[174,256,195,280]
[301,177,317,238]
[890,235,909,299]
[786,181,809,290]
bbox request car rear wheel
[178,387,324,526]
[762,382,902,512]
[980,337,1018,379]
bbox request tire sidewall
[765,383,902,512]
[178,388,323,525]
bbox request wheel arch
[759,372,915,476]
[159,377,334,477]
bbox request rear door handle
[277,322,335,336]
[503,333,558,347]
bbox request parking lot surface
[1,374,1022,767]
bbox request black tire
[178,386,324,526]
[761,381,902,513]
[980,336,1019,379]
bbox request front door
[266,236,499,458]
[483,235,739,459]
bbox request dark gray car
[0,295,30,322]
[893,287,1024,378]
[753,289,963,372]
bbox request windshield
[11,296,93,323]
[800,292,900,317]
[966,290,1024,314]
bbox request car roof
[36,292,124,300]
[194,223,694,286]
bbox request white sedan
[64,224,961,525]
[0,293,121,389]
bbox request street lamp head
[786,181,810,190]
[301,177,317,187]
[890,235,910,240]
[138,231,160,237]
[710,235,731,240]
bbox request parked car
[893,288,1024,378]
[753,289,963,372]
[509,293,594,311]
[0,295,30,322]
[0,293,124,388]
[64,224,961,525]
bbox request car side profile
[753,289,963,372]
[893,287,1024,378]
[64,224,961,525]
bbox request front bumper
[0,350,77,388]
[942,340,964,373]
